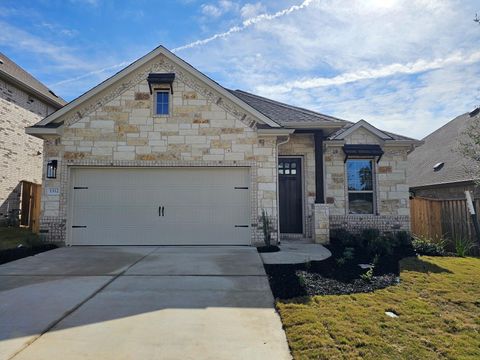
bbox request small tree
[261,209,273,246]
[457,111,480,185]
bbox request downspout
[276,135,291,245]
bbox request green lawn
[0,226,40,250]
[276,256,480,359]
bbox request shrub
[454,237,477,257]
[361,228,381,249]
[360,267,374,282]
[392,231,412,248]
[412,235,446,256]
[330,228,358,248]
[336,247,355,266]
[366,235,395,258]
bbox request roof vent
[48,89,58,98]
[0,59,3,65]
[433,162,444,172]
[469,107,480,117]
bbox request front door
[279,157,303,234]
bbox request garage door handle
[162,206,165,217]
[159,206,165,217]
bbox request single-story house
[26,46,420,246]
[408,110,479,199]
[0,52,65,225]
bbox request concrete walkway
[261,242,332,264]
[0,246,291,360]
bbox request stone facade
[278,134,316,238]
[40,54,278,245]
[33,51,414,245]
[324,127,410,234]
[0,78,56,224]
[313,203,329,243]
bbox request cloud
[201,4,223,17]
[0,21,90,71]
[43,0,316,90]
[39,22,78,37]
[173,0,314,52]
[200,0,238,17]
[240,3,266,19]
[256,51,480,95]
[69,0,99,6]
[50,61,131,87]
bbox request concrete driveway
[0,246,291,360]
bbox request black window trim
[346,157,376,215]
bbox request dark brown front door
[279,157,303,234]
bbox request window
[346,159,374,214]
[278,161,297,175]
[155,90,169,115]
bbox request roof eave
[284,122,348,129]
[0,71,65,109]
[25,126,60,139]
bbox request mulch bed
[264,252,402,299]
[0,244,58,265]
[257,245,280,253]
[298,271,399,296]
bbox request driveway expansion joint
[8,247,158,360]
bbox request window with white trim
[155,90,169,115]
[346,159,374,214]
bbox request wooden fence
[410,196,480,245]
[19,181,41,233]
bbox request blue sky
[1,0,479,138]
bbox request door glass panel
[291,163,296,168]
[291,169,296,174]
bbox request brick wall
[40,54,278,245]
[0,79,56,223]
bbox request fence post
[465,191,480,245]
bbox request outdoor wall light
[46,160,58,179]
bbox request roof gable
[329,120,393,141]
[0,52,66,108]
[33,46,280,130]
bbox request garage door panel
[70,167,251,245]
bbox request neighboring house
[0,52,66,224]
[408,110,479,199]
[26,46,420,246]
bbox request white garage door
[69,167,251,245]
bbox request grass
[276,256,480,359]
[0,226,41,250]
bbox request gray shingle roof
[408,112,477,188]
[228,89,350,126]
[0,52,66,108]
[328,121,419,141]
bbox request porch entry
[279,157,303,234]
